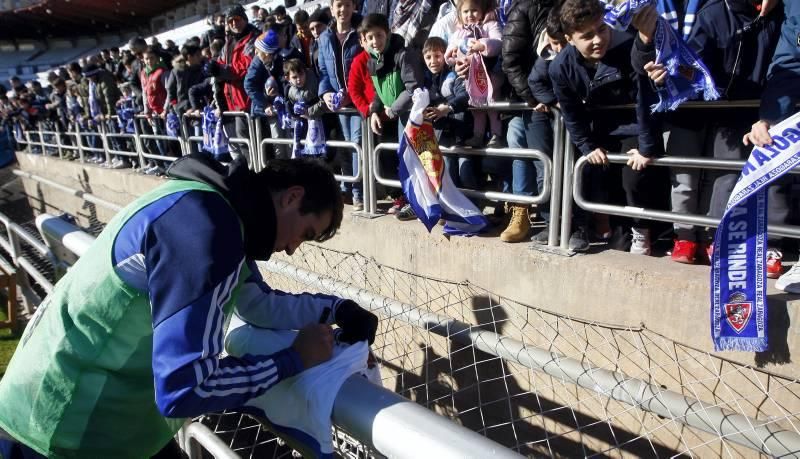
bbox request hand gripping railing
[572,153,800,238]
[558,99,800,250]
[34,212,524,459]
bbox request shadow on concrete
[385,295,683,458]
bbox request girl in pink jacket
[445,0,503,148]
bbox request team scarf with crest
[398,88,488,235]
[711,111,800,352]
[601,0,718,112]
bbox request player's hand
[743,120,772,147]
[292,324,334,369]
[335,300,379,345]
[587,148,609,165]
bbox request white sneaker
[630,227,651,256]
[775,262,800,294]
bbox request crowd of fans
[0,0,798,291]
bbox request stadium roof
[0,0,195,40]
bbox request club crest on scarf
[406,124,444,192]
[724,292,752,334]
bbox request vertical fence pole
[559,135,575,252]
[366,126,378,214]
[547,110,565,247]
[75,122,85,164]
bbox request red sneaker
[767,249,783,279]
[387,197,406,215]
[670,240,697,264]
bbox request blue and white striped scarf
[711,111,800,352]
[657,0,703,40]
[601,0,718,112]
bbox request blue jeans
[506,112,553,220]
[337,113,362,201]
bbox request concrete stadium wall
[15,151,799,381]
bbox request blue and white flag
[398,89,488,236]
[711,111,800,352]
[601,0,718,112]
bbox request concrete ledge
[14,152,799,378]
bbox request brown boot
[500,204,531,243]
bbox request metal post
[547,110,565,247]
[559,136,575,252]
[75,122,85,164]
[263,259,800,458]
[366,126,378,214]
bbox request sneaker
[387,197,405,215]
[111,158,131,169]
[486,134,505,149]
[608,226,631,251]
[500,204,531,243]
[568,226,590,252]
[395,204,417,221]
[775,262,800,294]
[697,242,713,265]
[465,135,485,148]
[671,240,697,264]
[766,249,783,279]
[630,227,651,256]
[352,198,364,212]
[530,226,549,244]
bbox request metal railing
[16,171,800,457]
[12,99,799,251]
[571,153,800,239]
[0,211,55,315]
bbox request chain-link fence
[6,170,800,458]
[257,244,800,458]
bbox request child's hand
[643,61,667,86]
[425,104,450,121]
[323,92,335,111]
[265,106,275,117]
[266,86,278,97]
[626,149,652,171]
[587,148,609,166]
[468,39,485,54]
[743,120,772,147]
[632,5,658,44]
[370,112,383,135]
[533,103,550,113]
[384,106,395,120]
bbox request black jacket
[501,0,554,104]
[167,62,207,115]
[550,35,658,156]
[687,0,782,101]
